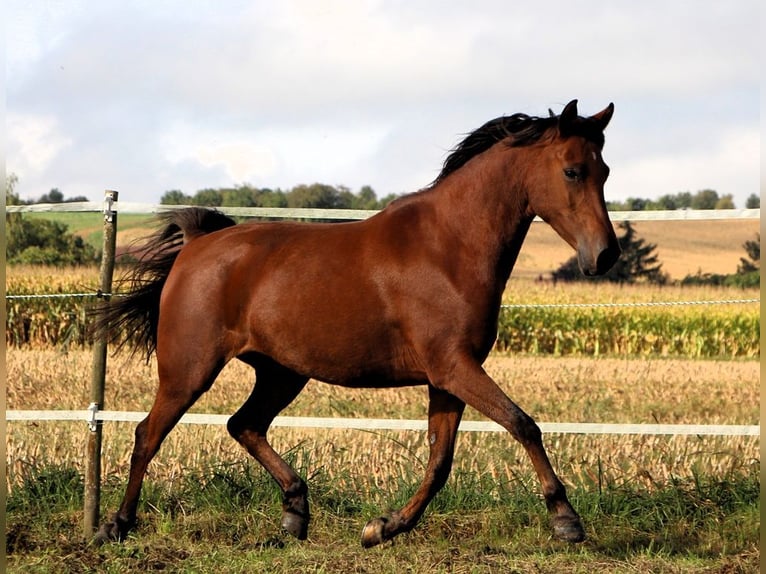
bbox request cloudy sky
[7,1,760,207]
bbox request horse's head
[526,100,620,276]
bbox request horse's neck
[431,150,534,283]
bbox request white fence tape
[5,201,760,222]
[4,410,759,437]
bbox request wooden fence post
[83,190,118,539]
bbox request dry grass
[6,349,758,495]
[7,350,759,421]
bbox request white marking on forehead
[591,151,598,161]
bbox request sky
[6,0,761,208]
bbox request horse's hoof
[361,517,388,548]
[552,515,586,543]
[92,520,124,545]
[92,527,113,546]
[281,509,308,540]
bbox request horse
[93,99,619,548]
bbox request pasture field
[5,349,760,573]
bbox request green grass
[5,461,760,573]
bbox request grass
[5,348,760,572]
[5,459,760,573]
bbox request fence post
[83,190,118,539]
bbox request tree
[255,188,288,207]
[552,221,667,284]
[714,194,735,209]
[624,197,648,211]
[161,190,192,205]
[5,175,97,265]
[607,190,738,211]
[6,173,22,205]
[191,188,223,206]
[674,191,693,209]
[287,183,342,209]
[32,188,89,204]
[221,186,256,207]
[38,188,64,203]
[737,233,760,274]
[655,194,680,210]
[691,189,719,209]
[683,233,759,287]
[745,194,760,208]
[6,216,97,265]
[356,185,379,209]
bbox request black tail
[90,207,236,361]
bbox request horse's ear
[558,99,579,137]
[590,103,614,131]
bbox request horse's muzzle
[579,241,621,277]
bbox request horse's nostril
[596,243,621,275]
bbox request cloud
[6,0,760,207]
[609,126,760,200]
[7,113,73,175]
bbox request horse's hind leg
[95,357,223,543]
[361,385,465,548]
[226,358,309,540]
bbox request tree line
[160,183,398,211]
[168,185,760,211]
[606,189,759,211]
[6,171,759,211]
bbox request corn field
[496,305,759,357]
[5,266,760,357]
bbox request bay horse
[94,99,619,547]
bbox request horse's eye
[563,167,581,181]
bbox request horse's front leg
[361,385,465,548]
[433,354,585,543]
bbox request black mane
[432,109,605,185]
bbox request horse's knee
[427,451,455,492]
[134,418,148,443]
[226,415,242,440]
[226,412,262,442]
[127,419,150,466]
[510,413,542,446]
